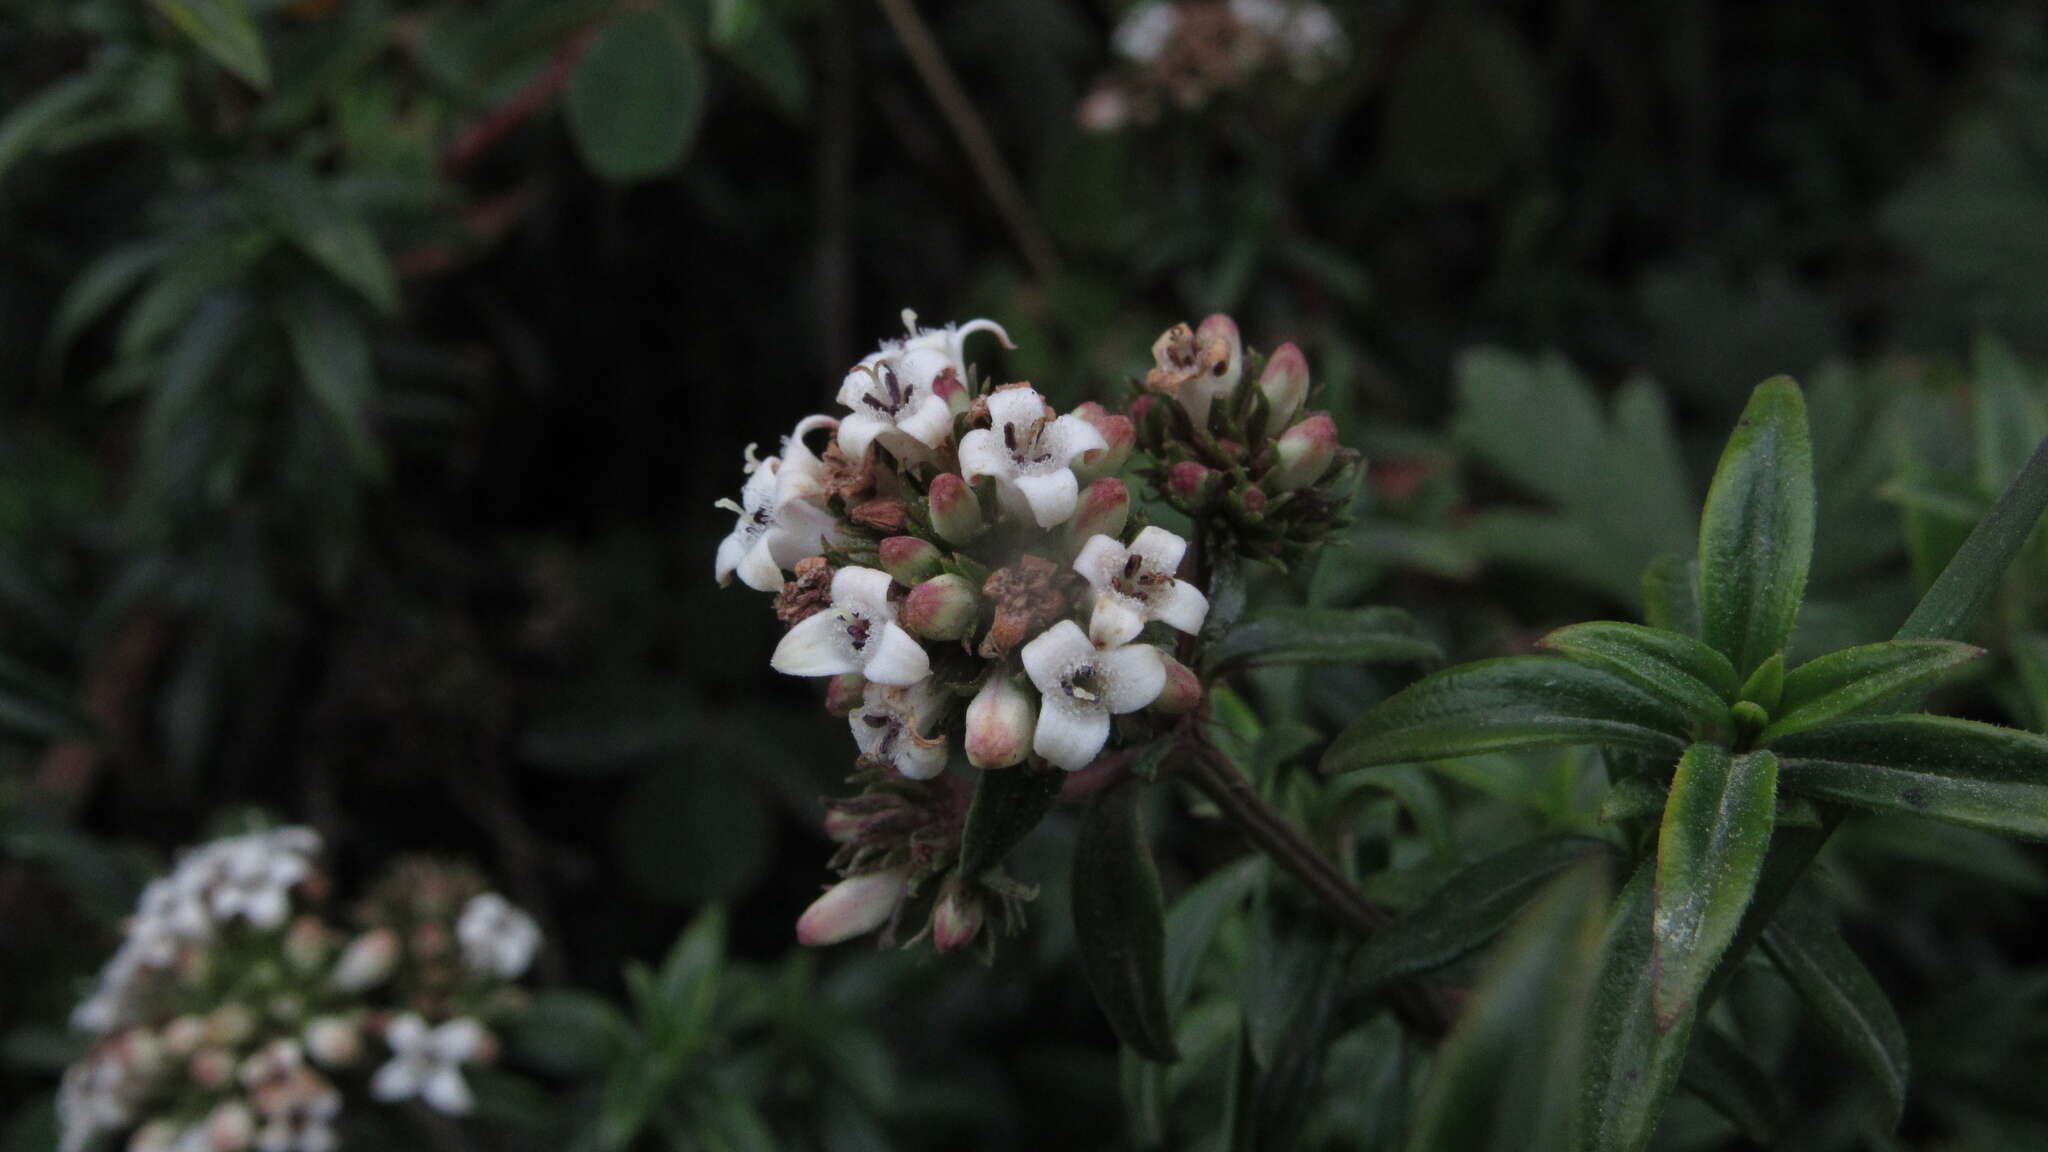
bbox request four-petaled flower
[772,567,932,685]
[456,893,540,981]
[836,315,1011,461]
[1072,527,1210,647]
[850,681,950,780]
[1020,621,1166,770]
[714,417,842,593]
[370,1015,487,1116]
[959,386,1108,528]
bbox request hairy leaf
[1896,434,2048,643]
[1764,640,1983,740]
[1678,1027,1780,1144]
[1697,377,1815,678]
[1206,606,1441,673]
[1580,861,1696,1152]
[1760,884,1910,1127]
[1074,784,1177,1062]
[1641,553,1701,638]
[1652,746,1778,1028]
[956,764,1064,881]
[1772,716,2048,838]
[1540,621,1736,730]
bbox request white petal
[741,458,781,507]
[896,395,955,449]
[1021,619,1096,692]
[957,429,1009,482]
[838,355,886,407]
[763,506,835,569]
[421,1065,474,1116]
[386,1014,429,1052]
[1071,534,1129,592]
[1088,595,1147,647]
[861,622,931,686]
[370,1058,419,1102]
[890,733,949,780]
[991,477,1035,523]
[735,538,785,593]
[837,410,893,460]
[1045,414,1108,465]
[1129,526,1188,573]
[1034,699,1111,771]
[986,386,1046,429]
[771,611,862,677]
[1013,469,1079,527]
[954,317,1014,352]
[1098,645,1167,713]
[831,566,897,619]
[895,347,956,392]
[1150,579,1210,635]
[431,1019,486,1063]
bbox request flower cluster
[60,830,541,1152]
[1080,0,1347,132]
[717,310,1352,956]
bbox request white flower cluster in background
[1082,0,1349,131]
[59,830,541,1152]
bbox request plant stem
[1178,742,1450,1036]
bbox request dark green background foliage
[3,0,2048,1149]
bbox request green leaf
[1896,434,2048,643]
[244,168,399,313]
[1970,331,2045,494]
[1697,377,1815,678]
[1539,622,1736,730]
[1323,657,1692,774]
[956,763,1064,881]
[1579,861,1696,1152]
[1074,784,1177,1062]
[1405,862,1609,1152]
[1350,835,1613,991]
[149,0,271,89]
[1642,555,1701,638]
[1736,652,1784,714]
[1759,884,1909,1127]
[1205,606,1441,673]
[0,73,112,186]
[1763,640,1984,740]
[1677,1028,1780,1144]
[1599,775,1667,825]
[278,287,389,480]
[1651,745,1778,1029]
[508,991,624,1078]
[1774,716,2048,837]
[567,10,705,183]
[40,242,170,380]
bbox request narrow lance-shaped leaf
[1697,377,1815,678]
[1641,553,1701,638]
[1539,622,1736,731]
[1074,783,1178,1062]
[1896,433,2048,643]
[1772,716,2048,839]
[1323,657,1692,775]
[1651,746,1778,1029]
[1763,640,1984,740]
[1404,862,1611,1152]
[1205,606,1442,673]
[149,0,271,89]
[1580,861,1697,1152]
[1677,1028,1781,1144]
[1760,883,1909,1128]
[956,763,1064,880]
[1350,835,1614,991]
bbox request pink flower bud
[1239,487,1267,517]
[932,369,971,415]
[901,573,979,640]
[928,473,985,546]
[1168,461,1221,506]
[1258,342,1310,430]
[162,1015,206,1057]
[823,806,866,843]
[1072,477,1131,543]
[304,1015,362,1067]
[965,674,1035,769]
[205,1003,255,1047]
[189,1047,236,1090]
[796,868,908,946]
[1071,403,1136,482]
[1269,413,1339,491]
[878,536,943,585]
[1151,655,1203,715]
[1197,314,1243,392]
[205,1101,255,1152]
[932,878,985,954]
[330,928,398,992]
[284,915,329,974]
[824,672,866,717]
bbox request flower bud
[823,806,865,843]
[1168,461,1221,506]
[878,536,943,585]
[1151,655,1203,715]
[304,1015,362,1067]
[928,473,984,545]
[1071,402,1136,482]
[796,868,909,946]
[932,877,985,954]
[330,928,398,992]
[131,1121,179,1152]
[1268,413,1339,492]
[162,1015,206,1057]
[1258,342,1310,430]
[205,1003,255,1047]
[284,916,329,974]
[1197,313,1242,388]
[965,674,1036,769]
[189,1047,236,1090]
[902,574,979,640]
[205,1101,255,1152]
[824,672,866,717]
[850,498,909,533]
[1072,478,1131,543]
[932,370,971,415]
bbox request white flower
[328,928,398,993]
[837,315,1008,460]
[1072,527,1210,647]
[203,834,315,931]
[1020,621,1166,770]
[1114,2,1179,62]
[958,387,1108,527]
[771,567,931,685]
[850,680,949,780]
[371,1015,486,1116]
[714,419,843,592]
[456,893,541,980]
[248,1065,341,1152]
[1280,4,1345,75]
